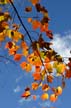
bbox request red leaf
[46,30,53,39]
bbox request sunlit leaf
[32,72,41,81]
[20,62,32,72]
[30,0,40,6]
[42,84,50,92]
[32,82,39,90]
[50,94,58,102]
[32,20,41,30]
[56,63,66,74]
[21,91,31,99]
[41,93,49,101]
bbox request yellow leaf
[41,93,49,100]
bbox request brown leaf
[21,91,31,99]
[25,6,32,12]
[62,81,66,89]
[47,75,53,83]
[65,69,71,79]
[46,30,53,39]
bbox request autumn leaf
[20,62,27,69]
[0,0,13,4]
[20,62,32,72]
[46,30,53,39]
[25,6,32,12]
[42,84,50,92]
[28,17,32,23]
[50,94,58,102]
[65,69,71,79]
[32,20,41,30]
[0,0,8,5]
[41,70,46,81]
[14,54,22,61]
[32,72,41,81]
[32,82,39,90]
[44,57,50,63]
[1,21,9,29]
[30,0,40,6]
[8,44,20,55]
[0,31,6,42]
[56,63,66,75]
[47,75,54,83]
[7,30,24,42]
[5,41,14,49]
[21,41,28,49]
[25,87,30,91]
[8,48,16,55]
[35,3,42,12]
[45,63,53,73]
[67,61,71,70]
[21,91,31,99]
[41,93,49,101]
[40,23,48,32]
[27,53,42,66]
[56,86,63,96]
[35,66,41,73]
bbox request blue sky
[0,0,71,108]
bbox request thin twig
[9,0,33,43]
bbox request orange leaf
[32,20,41,30]
[40,23,48,32]
[33,72,41,81]
[21,91,31,99]
[14,54,22,61]
[5,42,13,49]
[32,82,39,90]
[44,57,50,63]
[20,62,31,72]
[8,48,16,55]
[41,93,49,101]
[42,84,50,92]
[22,48,29,57]
[25,63,32,72]
[47,75,54,83]
[35,66,41,73]
[30,0,40,6]
[20,62,27,70]
[65,69,71,79]
[0,32,6,42]
[21,41,28,49]
[28,18,32,23]
[50,94,58,102]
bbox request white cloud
[19,95,40,105]
[13,85,21,93]
[39,100,51,107]
[51,32,71,63]
[16,76,23,83]
[19,96,33,105]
